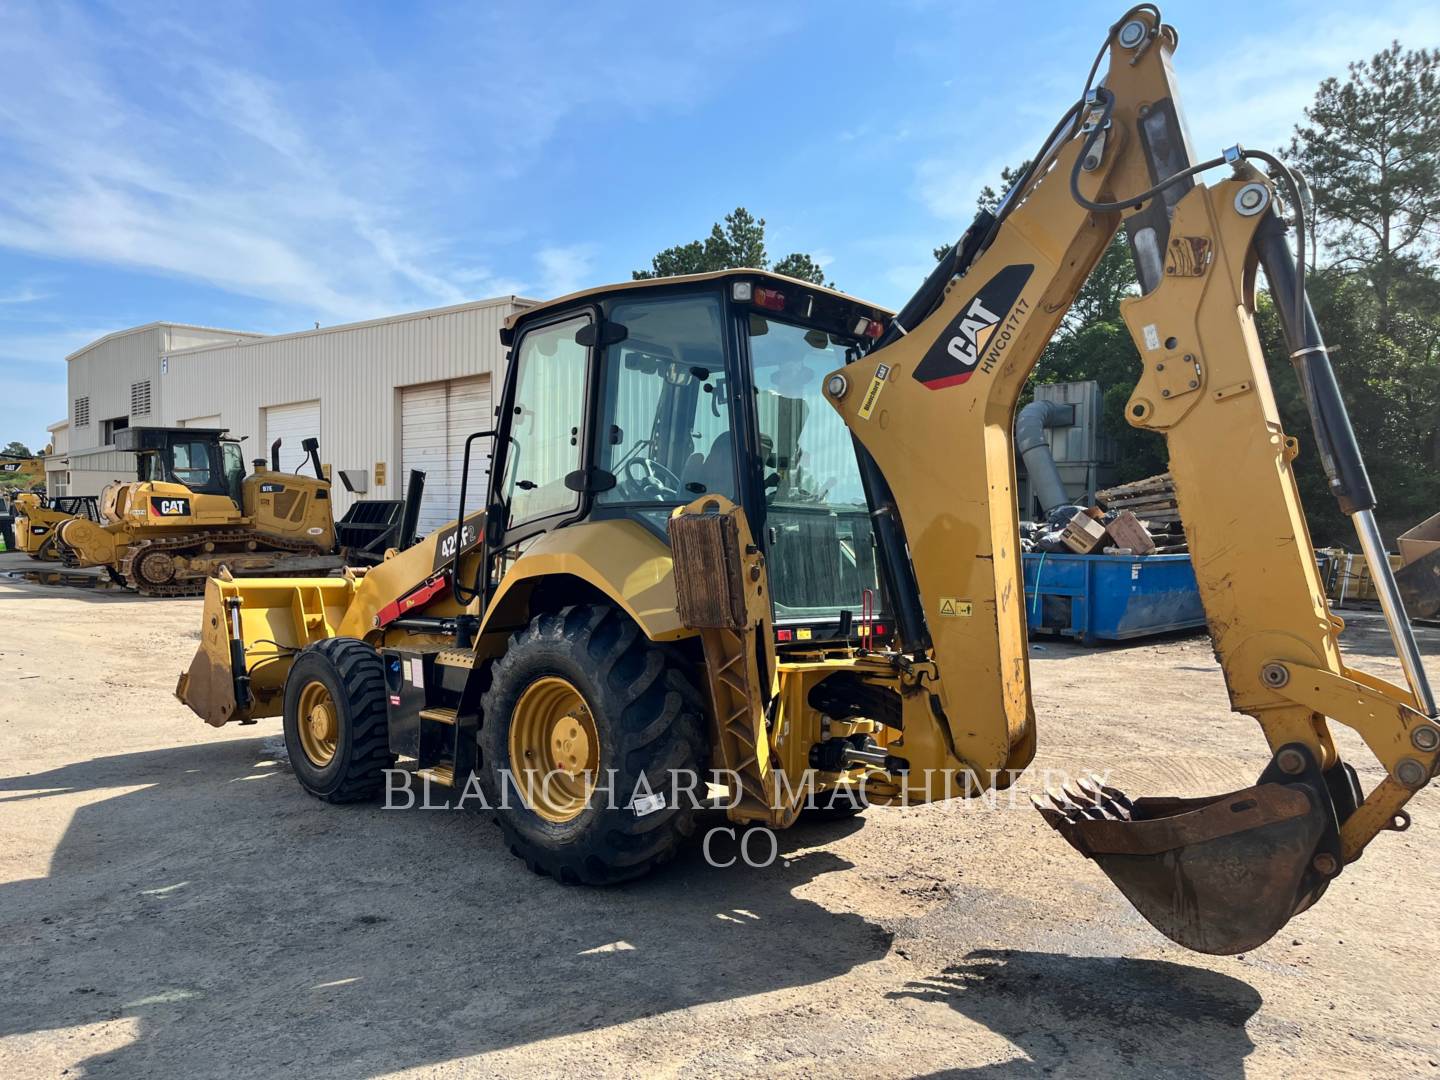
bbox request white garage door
[401,376,492,537]
[180,414,222,429]
[264,401,321,473]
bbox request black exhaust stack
[301,437,324,481]
[269,438,282,471]
[398,469,425,550]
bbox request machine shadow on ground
[896,948,1261,1078]
[0,737,890,1076]
[0,567,164,605]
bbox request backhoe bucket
[1035,745,1350,955]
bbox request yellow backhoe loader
[60,427,341,595]
[1,455,46,553]
[177,5,1437,955]
[0,455,44,485]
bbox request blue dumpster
[1022,552,1206,643]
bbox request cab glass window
[171,441,213,488]
[501,315,589,527]
[749,316,881,619]
[594,293,733,505]
[222,442,246,502]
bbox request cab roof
[114,426,229,452]
[503,268,893,334]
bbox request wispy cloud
[908,2,1440,229]
[0,2,783,325]
[535,244,599,300]
[0,285,49,305]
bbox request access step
[416,764,454,788]
[419,706,457,725]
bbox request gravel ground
[1,549,1438,1078]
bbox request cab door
[489,311,594,550]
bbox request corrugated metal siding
[401,376,492,536]
[163,298,525,515]
[263,401,322,472]
[64,324,263,461]
[67,327,163,454]
[68,450,138,473]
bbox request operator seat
[683,431,733,496]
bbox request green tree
[1287,43,1440,332]
[2,440,33,458]
[634,207,831,286]
[1277,43,1440,541]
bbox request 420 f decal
[912,264,1033,390]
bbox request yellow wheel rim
[509,676,599,824]
[296,680,339,767]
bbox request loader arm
[824,5,1438,953]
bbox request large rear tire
[283,637,396,803]
[479,604,707,885]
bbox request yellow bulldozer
[59,426,341,595]
[177,4,1437,955]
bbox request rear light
[776,628,794,642]
[731,281,753,302]
[874,622,887,636]
[853,316,885,339]
[753,287,786,311]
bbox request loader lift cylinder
[1256,212,1436,717]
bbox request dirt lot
[2,551,1438,1078]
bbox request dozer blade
[1035,745,1351,955]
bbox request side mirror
[485,507,506,547]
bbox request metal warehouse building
[47,295,532,535]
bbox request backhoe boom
[823,4,1437,953]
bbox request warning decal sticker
[857,362,891,420]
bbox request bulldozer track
[119,530,331,597]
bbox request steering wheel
[623,457,682,500]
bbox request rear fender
[481,519,691,643]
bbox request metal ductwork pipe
[1015,399,1074,516]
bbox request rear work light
[753,287,786,311]
[853,316,885,339]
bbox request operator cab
[115,427,247,502]
[486,270,893,643]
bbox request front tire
[283,637,396,803]
[479,604,706,885]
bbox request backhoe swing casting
[178,4,1436,956]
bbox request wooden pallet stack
[1096,473,1181,525]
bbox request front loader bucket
[1036,745,1353,955]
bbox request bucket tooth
[1078,775,1133,819]
[1034,744,1342,955]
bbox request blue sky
[3,0,1437,450]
